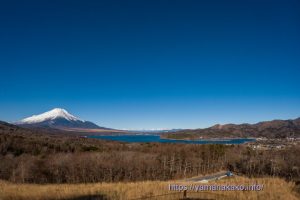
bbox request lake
[88,134,255,144]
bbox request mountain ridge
[16,108,107,130]
[165,117,300,139]
[19,108,84,124]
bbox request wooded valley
[0,123,299,184]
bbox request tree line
[0,129,299,184]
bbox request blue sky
[0,0,299,129]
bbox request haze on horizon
[0,0,300,130]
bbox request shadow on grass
[58,194,108,200]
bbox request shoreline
[87,134,256,144]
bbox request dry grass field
[0,176,299,200]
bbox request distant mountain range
[14,108,180,134]
[165,117,300,139]
[2,108,300,138]
[16,108,109,130]
[126,129,183,134]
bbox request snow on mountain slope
[16,108,104,130]
[19,108,84,124]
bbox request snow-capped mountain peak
[16,108,103,130]
[19,108,84,124]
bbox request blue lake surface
[88,135,255,144]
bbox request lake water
[88,134,255,144]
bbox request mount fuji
[16,108,106,130]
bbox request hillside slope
[0,177,298,200]
[165,118,300,139]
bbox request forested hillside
[0,122,299,184]
[165,118,300,139]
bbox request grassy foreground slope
[0,176,298,200]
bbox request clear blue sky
[0,0,299,129]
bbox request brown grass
[0,176,298,200]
